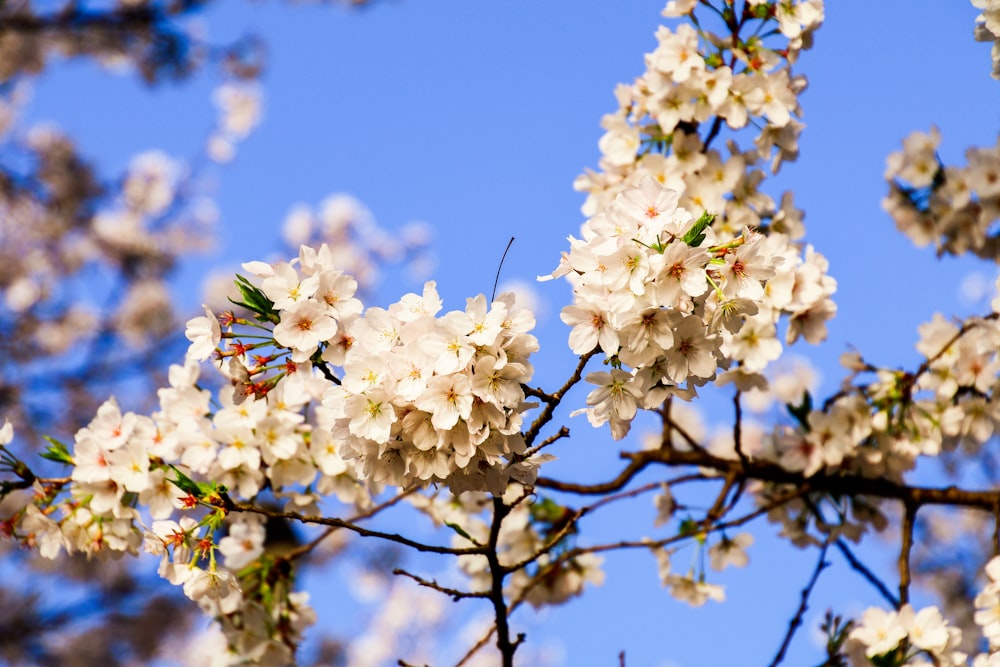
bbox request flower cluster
[884,127,1000,261]
[549,175,834,440]
[845,556,1000,666]
[321,282,540,494]
[193,242,541,497]
[575,0,822,228]
[556,0,836,439]
[847,603,965,666]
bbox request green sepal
[167,465,203,497]
[229,275,279,324]
[678,516,700,539]
[40,436,74,465]
[682,211,715,247]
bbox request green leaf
[167,465,203,497]
[40,436,74,465]
[530,496,565,524]
[678,517,699,538]
[682,211,715,247]
[445,521,474,542]
[786,390,813,431]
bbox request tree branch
[899,501,917,606]
[834,539,899,607]
[392,568,488,601]
[768,541,831,667]
[523,349,596,447]
[225,499,484,556]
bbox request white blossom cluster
[317,278,540,494]
[555,0,836,439]
[6,229,540,662]
[574,0,822,228]
[884,127,1000,261]
[846,556,1000,666]
[974,0,1000,79]
[10,359,331,663]
[548,175,835,440]
[207,83,264,163]
[749,306,1000,553]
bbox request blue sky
[21,1,1000,665]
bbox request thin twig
[834,539,899,607]
[393,568,488,601]
[768,541,831,667]
[226,500,483,556]
[520,425,569,460]
[492,237,515,303]
[523,349,596,447]
[281,485,422,562]
[454,624,496,667]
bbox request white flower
[849,607,907,658]
[273,300,338,362]
[184,305,222,362]
[708,532,753,571]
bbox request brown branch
[535,456,651,495]
[225,499,483,556]
[486,496,517,667]
[280,485,422,562]
[768,541,831,667]
[899,502,917,606]
[636,447,1000,512]
[501,484,809,627]
[454,624,496,667]
[523,349,596,447]
[733,389,748,467]
[520,425,569,460]
[392,568,488,601]
[994,502,1000,557]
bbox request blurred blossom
[400,220,432,248]
[207,134,236,163]
[320,194,375,238]
[116,280,175,347]
[123,150,180,216]
[958,270,993,306]
[497,278,546,321]
[282,204,315,247]
[4,276,40,312]
[743,356,819,413]
[213,83,262,139]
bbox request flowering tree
[5,1,1000,666]
[0,0,428,663]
